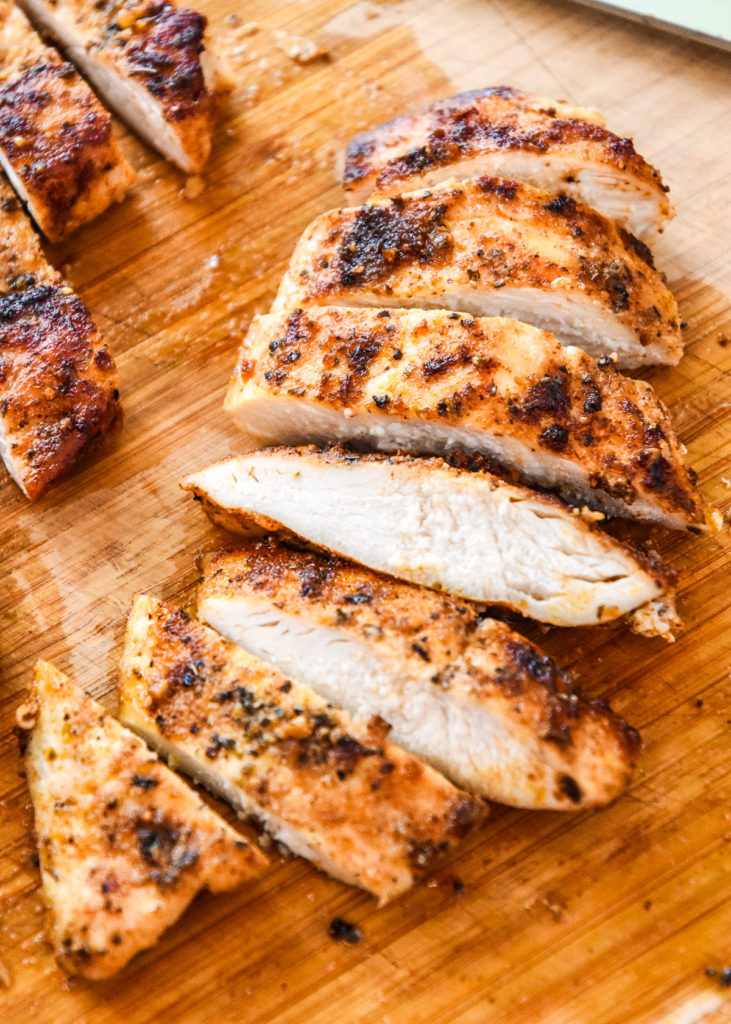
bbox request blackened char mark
[513,372,571,423]
[337,197,453,287]
[122,2,210,120]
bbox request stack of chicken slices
[172,86,706,817]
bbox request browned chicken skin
[227,306,702,528]
[0,176,121,499]
[275,175,681,368]
[0,0,135,242]
[344,86,672,241]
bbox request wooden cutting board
[1,1,730,1021]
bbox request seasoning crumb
[643,899,651,910]
[328,917,362,945]
[721,967,731,988]
[452,877,464,895]
[183,176,205,201]
[695,699,703,708]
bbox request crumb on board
[183,176,205,201]
[274,31,329,63]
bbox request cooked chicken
[0,176,121,499]
[181,446,677,633]
[16,660,267,980]
[343,87,672,241]
[120,595,485,904]
[227,307,702,529]
[17,0,230,174]
[197,538,641,809]
[0,0,135,242]
[273,177,682,368]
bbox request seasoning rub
[0,175,121,499]
[120,595,485,903]
[273,176,682,368]
[344,86,672,241]
[227,306,702,528]
[0,0,135,242]
[17,660,267,979]
[198,538,642,809]
[17,0,230,173]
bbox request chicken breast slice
[120,595,485,904]
[227,306,702,529]
[18,0,230,174]
[0,177,121,499]
[343,86,672,241]
[181,446,677,633]
[16,660,268,980]
[273,176,682,368]
[0,0,135,242]
[198,538,641,810]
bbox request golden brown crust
[229,307,702,526]
[0,1,135,241]
[0,175,122,499]
[274,177,682,366]
[112,2,215,127]
[200,537,642,807]
[344,87,670,226]
[0,283,122,499]
[18,0,225,172]
[0,184,55,293]
[19,661,267,979]
[120,596,485,902]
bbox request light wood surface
[1,1,730,1021]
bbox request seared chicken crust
[0,0,135,242]
[181,446,677,631]
[274,176,682,368]
[198,538,641,810]
[0,177,121,499]
[18,0,229,173]
[17,661,267,980]
[344,86,672,241]
[227,306,702,528]
[120,595,485,903]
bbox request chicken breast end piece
[16,660,267,979]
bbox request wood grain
[1,1,730,1021]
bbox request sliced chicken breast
[227,306,702,529]
[0,177,121,499]
[343,86,672,241]
[181,446,677,633]
[18,0,230,174]
[16,660,267,980]
[0,0,135,242]
[198,538,641,810]
[273,177,682,368]
[120,595,485,904]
